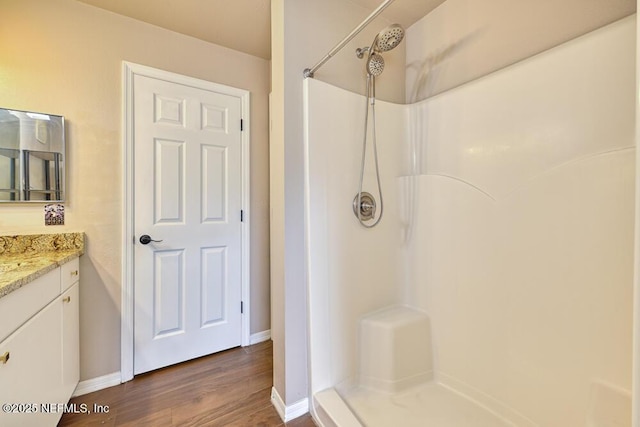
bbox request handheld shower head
[367,53,385,77]
[374,24,404,52]
[356,23,405,76]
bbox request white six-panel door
[132,72,244,375]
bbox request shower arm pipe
[303,0,395,78]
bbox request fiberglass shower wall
[402,16,635,425]
[304,78,407,394]
[305,14,636,427]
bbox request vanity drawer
[0,268,60,342]
[60,257,80,292]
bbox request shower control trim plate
[353,192,377,222]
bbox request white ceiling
[74,0,447,60]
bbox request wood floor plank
[170,372,273,424]
[176,389,274,426]
[220,404,285,427]
[116,408,173,427]
[59,341,316,427]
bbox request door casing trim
[121,61,251,382]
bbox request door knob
[139,235,163,245]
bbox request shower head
[367,53,385,76]
[356,23,404,77]
[374,24,404,52]
[356,24,405,58]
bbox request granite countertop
[0,233,84,299]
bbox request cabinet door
[0,298,63,427]
[61,283,79,398]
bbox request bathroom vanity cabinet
[0,258,80,427]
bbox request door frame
[120,62,251,382]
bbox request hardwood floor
[59,341,316,426]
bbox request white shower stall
[304,15,636,426]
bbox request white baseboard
[72,372,122,397]
[249,329,271,345]
[271,386,309,422]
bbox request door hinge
[241,301,244,314]
[240,119,244,131]
[241,210,244,222]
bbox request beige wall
[0,0,270,381]
[270,0,287,401]
[286,0,406,104]
[634,3,640,427]
[405,0,636,102]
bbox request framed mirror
[0,108,65,202]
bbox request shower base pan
[311,306,516,426]
[313,383,512,427]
